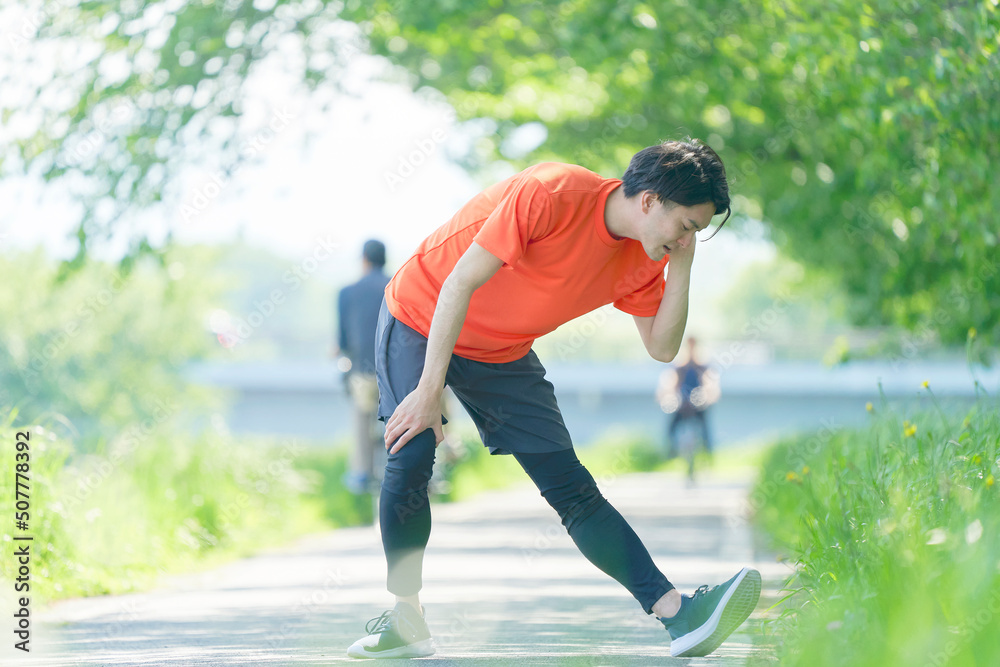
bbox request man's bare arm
[383,242,503,453]
[633,243,695,363]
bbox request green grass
[752,391,1000,667]
[0,410,369,603]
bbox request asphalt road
[4,469,790,666]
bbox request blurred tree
[0,246,224,444]
[4,0,997,345]
[715,258,841,334]
[2,0,359,267]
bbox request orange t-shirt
[384,162,668,363]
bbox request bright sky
[0,15,775,313]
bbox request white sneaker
[347,602,435,659]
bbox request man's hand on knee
[384,388,445,454]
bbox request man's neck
[603,186,633,241]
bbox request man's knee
[381,429,437,495]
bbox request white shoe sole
[670,567,761,657]
[346,637,435,659]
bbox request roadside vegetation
[752,380,999,667]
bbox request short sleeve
[472,175,553,267]
[613,264,666,317]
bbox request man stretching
[348,139,761,659]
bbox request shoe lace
[691,584,711,598]
[365,610,396,635]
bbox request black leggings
[379,429,674,613]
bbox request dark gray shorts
[374,298,573,456]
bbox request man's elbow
[440,272,477,300]
[649,347,678,364]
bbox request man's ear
[642,190,657,213]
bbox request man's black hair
[363,239,386,268]
[621,138,731,238]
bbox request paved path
[5,470,790,665]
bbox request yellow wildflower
[802,466,811,475]
[903,423,917,438]
[987,475,995,488]
[786,471,800,482]
[866,402,874,412]
[922,380,929,389]
[968,327,977,339]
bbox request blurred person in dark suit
[334,239,390,494]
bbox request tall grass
[753,391,1000,667]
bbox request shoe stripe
[671,568,762,658]
[347,638,435,659]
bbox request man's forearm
[416,275,473,394]
[650,262,692,361]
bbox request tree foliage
[5,0,998,344]
[341,0,1000,345]
[3,0,355,263]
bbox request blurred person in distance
[334,239,390,495]
[656,336,720,459]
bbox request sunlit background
[1,1,997,663]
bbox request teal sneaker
[346,601,435,659]
[658,567,761,657]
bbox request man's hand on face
[668,238,696,269]
[384,387,445,454]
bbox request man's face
[639,194,716,262]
